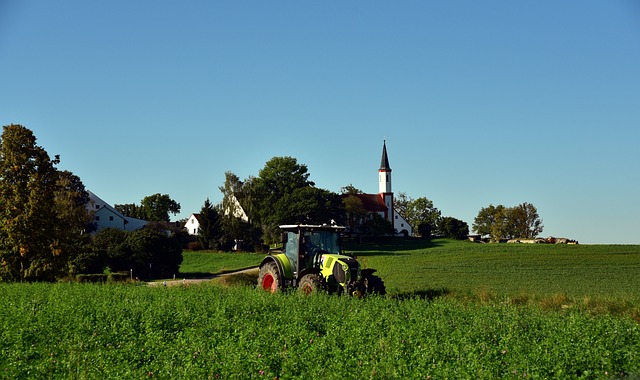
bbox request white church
[350,141,413,237]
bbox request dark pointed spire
[379,140,391,171]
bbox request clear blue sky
[2,1,639,244]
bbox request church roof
[353,194,388,212]
[379,141,391,171]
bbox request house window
[95,216,100,221]
[192,219,195,224]
[96,205,100,209]
[109,216,114,221]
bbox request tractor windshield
[283,228,342,272]
[303,230,341,255]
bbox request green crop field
[1,240,639,379]
[348,239,640,314]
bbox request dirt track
[147,267,258,287]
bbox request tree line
[0,124,543,281]
[0,125,184,282]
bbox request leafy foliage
[219,172,263,251]
[222,157,343,246]
[196,199,232,251]
[0,124,90,281]
[473,203,543,241]
[438,216,469,240]
[115,193,181,222]
[90,228,182,278]
[394,193,441,237]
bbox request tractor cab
[280,224,344,276]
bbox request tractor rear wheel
[258,262,282,293]
[298,274,325,295]
[363,274,386,295]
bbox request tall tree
[473,203,543,241]
[0,124,88,281]
[114,203,141,219]
[254,157,315,244]
[197,198,226,250]
[53,170,93,275]
[508,202,544,239]
[340,185,367,237]
[219,172,262,250]
[116,194,181,222]
[393,192,411,219]
[140,193,181,222]
[438,217,470,240]
[395,195,441,237]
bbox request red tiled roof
[350,194,387,212]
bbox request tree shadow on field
[392,288,451,301]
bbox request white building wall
[393,210,413,236]
[185,214,200,235]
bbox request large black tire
[298,273,326,295]
[363,274,386,296]
[257,262,282,293]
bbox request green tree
[54,170,94,275]
[114,203,141,219]
[395,195,441,237]
[140,193,181,222]
[473,204,504,241]
[361,213,395,238]
[115,193,181,222]
[473,203,543,242]
[393,192,411,220]
[254,157,315,244]
[277,187,343,226]
[219,172,262,251]
[90,227,182,279]
[0,124,88,281]
[510,202,543,239]
[438,216,469,240]
[197,198,229,251]
[340,185,368,238]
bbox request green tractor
[257,224,386,296]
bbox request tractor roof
[279,224,346,232]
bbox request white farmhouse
[87,191,148,232]
[184,213,201,235]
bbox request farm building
[184,213,201,235]
[86,191,148,232]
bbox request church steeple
[378,140,392,195]
[380,140,391,171]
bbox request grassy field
[1,240,639,378]
[1,283,639,379]
[348,239,640,318]
[183,239,640,319]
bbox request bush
[187,241,203,251]
[83,228,183,280]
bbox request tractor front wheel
[258,262,282,293]
[299,274,325,295]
